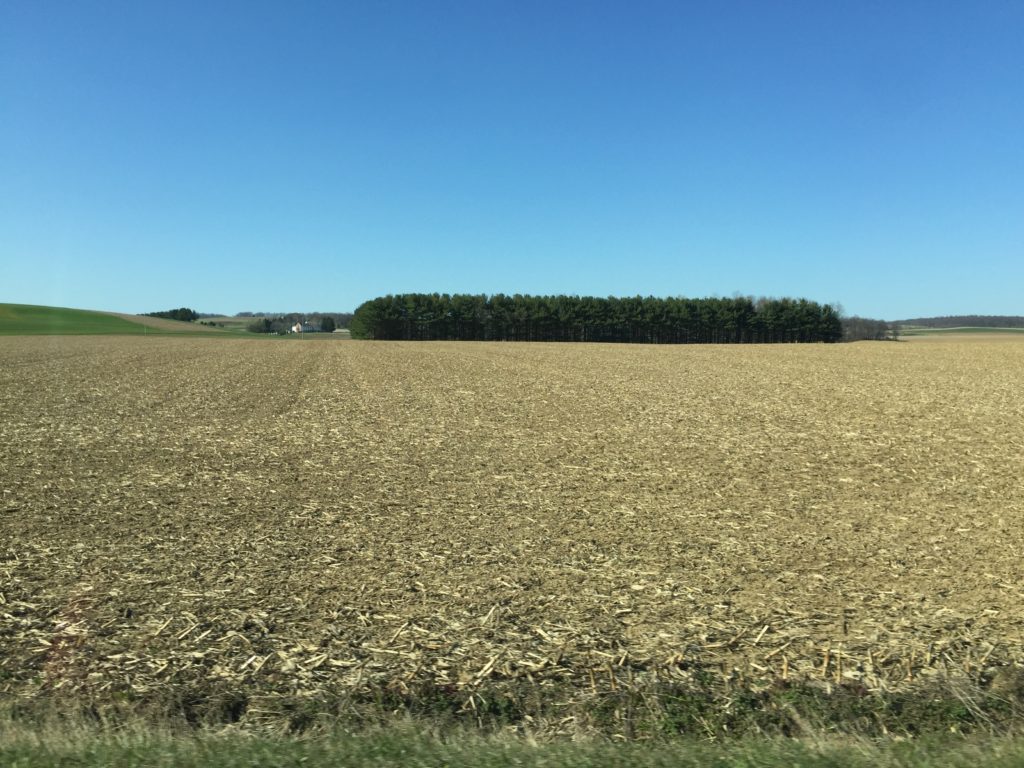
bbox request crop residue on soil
[2,336,1024,729]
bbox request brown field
[103,312,230,333]
[2,335,1024,733]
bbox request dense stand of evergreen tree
[350,294,842,343]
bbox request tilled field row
[2,335,1024,730]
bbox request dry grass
[2,336,1024,735]
[103,313,231,333]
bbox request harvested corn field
[3,335,1024,735]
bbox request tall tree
[351,294,845,344]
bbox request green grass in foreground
[5,725,1024,768]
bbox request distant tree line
[897,315,1024,329]
[841,316,898,341]
[246,312,351,334]
[145,308,198,322]
[236,311,353,322]
[350,294,843,343]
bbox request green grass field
[0,304,235,336]
[899,326,1024,336]
[4,723,1024,768]
[0,304,151,335]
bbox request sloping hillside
[105,312,230,333]
[0,304,230,335]
[897,314,1024,328]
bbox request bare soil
[2,336,1023,731]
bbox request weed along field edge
[2,335,1024,739]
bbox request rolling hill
[0,304,233,335]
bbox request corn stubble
[2,335,1023,735]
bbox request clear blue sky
[2,1,1022,319]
